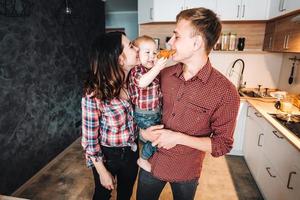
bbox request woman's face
[120,35,139,72]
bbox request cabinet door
[138,0,154,24]
[286,18,300,52]
[241,0,268,20]
[153,0,184,22]
[184,0,217,12]
[216,0,241,20]
[263,21,276,51]
[283,166,300,200]
[243,106,264,179]
[273,16,292,51]
[284,0,300,14]
[258,154,286,200]
[269,0,284,19]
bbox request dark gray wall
[0,0,105,195]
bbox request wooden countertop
[245,98,300,151]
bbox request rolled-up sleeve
[210,87,240,157]
[81,96,103,167]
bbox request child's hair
[83,31,126,101]
[133,35,155,47]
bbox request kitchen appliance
[269,113,300,139]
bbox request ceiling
[105,0,137,12]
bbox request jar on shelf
[213,36,221,50]
[229,33,237,51]
[221,33,229,51]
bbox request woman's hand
[140,125,164,142]
[99,169,116,190]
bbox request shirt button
[172,113,175,116]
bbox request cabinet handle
[242,4,245,18]
[281,0,286,11]
[272,130,284,139]
[287,171,296,189]
[237,5,240,18]
[258,133,264,147]
[150,8,153,20]
[254,112,262,118]
[283,35,287,49]
[266,167,276,178]
[246,106,251,117]
[285,34,289,49]
[279,0,283,11]
[269,37,272,49]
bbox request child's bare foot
[137,158,151,172]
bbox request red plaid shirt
[128,65,161,110]
[81,95,138,167]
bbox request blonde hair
[176,7,222,54]
[133,35,155,47]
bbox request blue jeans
[134,107,161,160]
[136,169,199,200]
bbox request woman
[81,32,139,200]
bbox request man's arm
[144,127,212,153]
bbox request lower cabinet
[244,104,300,200]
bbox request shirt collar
[171,58,213,84]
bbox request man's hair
[176,7,222,54]
[133,35,155,47]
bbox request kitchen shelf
[211,49,269,54]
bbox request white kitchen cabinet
[243,105,300,200]
[262,122,300,200]
[216,0,268,20]
[184,0,217,12]
[257,154,286,200]
[138,0,218,24]
[228,101,247,156]
[138,0,184,23]
[268,0,300,19]
[243,105,265,179]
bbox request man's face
[168,19,201,62]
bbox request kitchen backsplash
[278,53,300,94]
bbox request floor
[12,138,263,200]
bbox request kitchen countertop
[242,97,300,151]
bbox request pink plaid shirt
[81,96,138,167]
[128,65,161,111]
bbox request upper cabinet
[268,0,300,19]
[138,0,217,24]
[216,0,268,21]
[263,12,300,53]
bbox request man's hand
[140,125,164,142]
[151,129,181,149]
[99,169,116,190]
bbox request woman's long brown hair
[83,32,125,101]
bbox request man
[136,7,240,200]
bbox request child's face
[138,41,157,69]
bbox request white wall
[210,52,283,89]
[278,53,300,94]
[105,11,138,40]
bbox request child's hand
[154,57,168,70]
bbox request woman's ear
[119,54,125,66]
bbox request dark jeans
[137,169,199,200]
[92,145,139,200]
[134,107,161,159]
